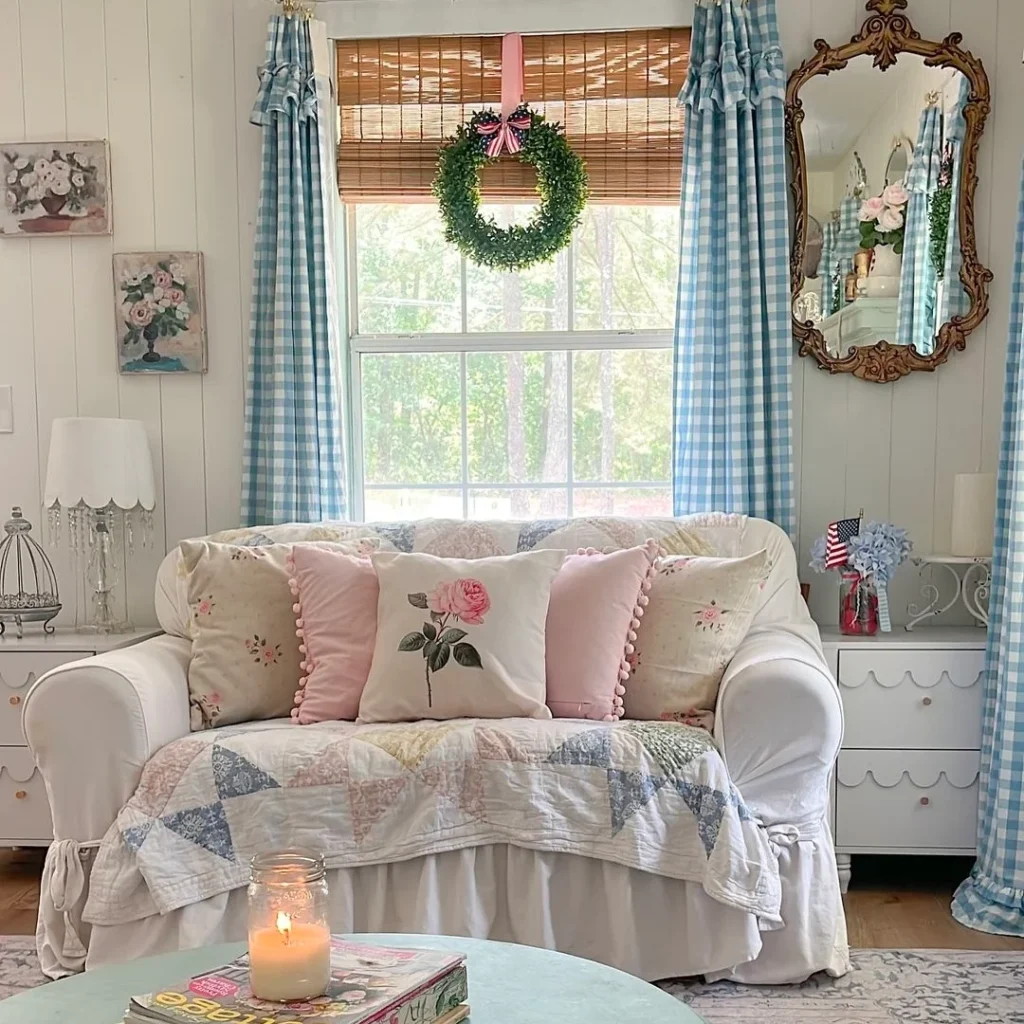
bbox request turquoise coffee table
[0,934,703,1023]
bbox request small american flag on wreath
[824,516,862,569]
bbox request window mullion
[567,233,576,332]
[460,256,468,334]
[566,349,574,516]
[460,352,469,517]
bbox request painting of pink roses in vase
[114,251,207,373]
[398,578,489,706]
[1,140,111,236]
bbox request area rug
[1,939,1023,1019]
[668,948,1024,1023]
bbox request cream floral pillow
[358,549,564,723]
[181,539,375,729]
[624,549,770,721]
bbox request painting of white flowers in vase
[114,251,207,373]
[1,140,111,236]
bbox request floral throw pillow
[623,549,770,721]
[180,539,374,730]
[358,549,565,723]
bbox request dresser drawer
[837,648,983,750]
[0,746,52,842]
[836,750,978,852]
[0,651,90,746]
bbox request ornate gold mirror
[787,0,991,383]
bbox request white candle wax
[249,912,331,1001]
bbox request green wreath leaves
[432,106,588,272]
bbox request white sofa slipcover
[25,514,848,984]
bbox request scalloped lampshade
[44,417,155,513]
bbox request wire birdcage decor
[0,507,61,638]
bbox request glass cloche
[0,507,61,638]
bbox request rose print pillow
[181,539,375,730]
[358,549,565,723]
[623,549,770,721]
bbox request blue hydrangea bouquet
[810,519,912,633]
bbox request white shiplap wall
[0,0,1021,627]
[0,0,269,623]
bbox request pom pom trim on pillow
[287,553,314,721]
[572,538,658,721]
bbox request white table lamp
[44,417,156,632]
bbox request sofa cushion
[181,539,374,730]
[545,543,658,721]
[358,549,564,723]
[624,550,770,720]
[288,545,379,724]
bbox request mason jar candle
[248,849,331,1001]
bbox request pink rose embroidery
[449,578,490,625]
[192,594,215,619]
[694,600,727,634]
[245,635,282,666]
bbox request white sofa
[25,514,848,984]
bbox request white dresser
[819,626,986,892]
[0,627,160,846]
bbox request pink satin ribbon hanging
[474,33,531,157]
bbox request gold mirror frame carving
[786,0,992,383]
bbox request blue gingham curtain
[241,14,346,525]
[671,0,794,536]
[819,215,840,316]
[952,160,1024,936]
[832,197,861,310]
[896,106,942,352]
[935,77,971,328]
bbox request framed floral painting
[1,140,111,236]
[114,251,208,374]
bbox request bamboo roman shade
[336,29,690,203]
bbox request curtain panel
[952,161,1024,936]
[242,14,346,525]
[671,0,794,536]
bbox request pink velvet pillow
[287,545,379,724]
[545,542,658,721]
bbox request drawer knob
[922,696,933,706]
[8,695,21,706]
[919,796,930,806]
[14,791,26,800]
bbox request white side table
[0,627,161,846]
[819,625,986,892]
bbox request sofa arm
[715,632,843,826]
[23,634,192,842]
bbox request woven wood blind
[336,29,690,203]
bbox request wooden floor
[1,850,1022,949]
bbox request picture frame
[1,139,112,236]
[113,251,208,374]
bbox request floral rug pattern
[667,948,1024,1023]
[0,937,46,1000]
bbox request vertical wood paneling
[0,0,39,543]
[21,0,78,625]
[147,0,208,546]
[106,0,164,622]
[192,0,245,533]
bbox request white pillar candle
[249,911,331,1001]
[950,472,996,557]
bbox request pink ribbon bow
[475,33,528,157]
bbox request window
[337,32,688,521]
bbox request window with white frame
[336,31,689,521]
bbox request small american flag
[825,516,861,569]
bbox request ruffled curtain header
[251,14,318,126]
[682,0,783,111]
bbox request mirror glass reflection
[792,53,970,359]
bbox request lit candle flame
[276,911,292,945]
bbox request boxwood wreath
[432,104,588,272]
